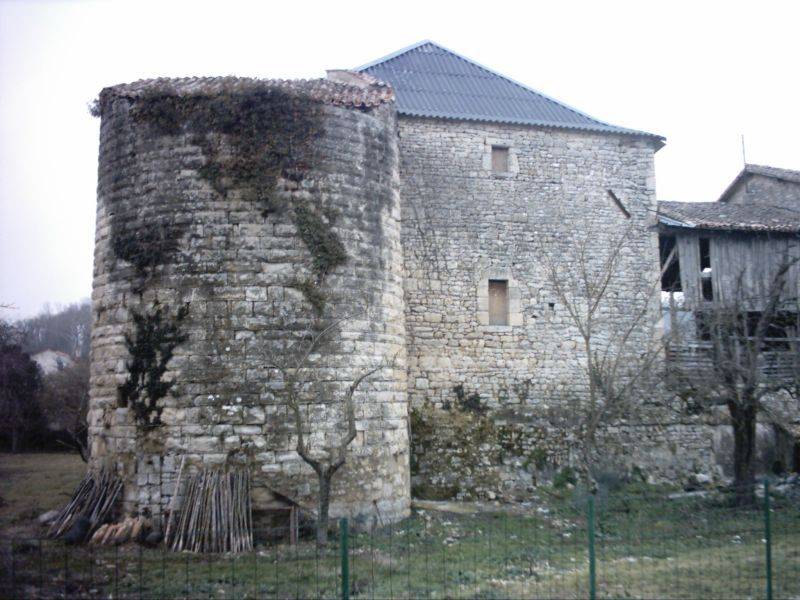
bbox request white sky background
[1,0,799,319]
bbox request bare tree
[533,220,670,486]
[18,300,92,359]
[38,359,90,461]
[267,319,390,545]
[667,255,800,504]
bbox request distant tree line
[18,300,91,359]
[0,301,90,455]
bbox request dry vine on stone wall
[118,302,189,428]
[111,217,186,290]
[129,86,348,314]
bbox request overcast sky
[2,0,799,319]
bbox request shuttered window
[488,279,509,325]
[491,146,509,173]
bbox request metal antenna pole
[741,134,747,166]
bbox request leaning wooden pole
[48,468,123,543]
[164,455,186,545]
[164,466,253,553]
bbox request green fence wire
[1,481,798,599]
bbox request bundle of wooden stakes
[48,468,123,542]
[165,468,253,553]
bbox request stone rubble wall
[89,92,410,523]
[397,117,721,497]
[724,173,800,209]
[410,402,726,499]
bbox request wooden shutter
[491,146,509,173]
[488,280,509,325]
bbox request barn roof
[718,163,800,203]
[659,163,800,233]
[658,200,800,233]
[356,40,663,144]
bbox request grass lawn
[2,453,799,598]
[0,452,86,535]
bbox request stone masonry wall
[397,117,720,498]
[725,173,800,209]
[88,87,410,524]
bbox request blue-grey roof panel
[357,41,662,141]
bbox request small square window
[491,146,509,173]
[488,279,509,326]
[699,238,713,301]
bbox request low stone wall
[410,402,572,500]
[409,395,798,501]
[410,397,725,500]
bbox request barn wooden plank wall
[671,230,800,311]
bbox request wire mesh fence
[1,481,798,599]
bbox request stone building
[355,41,706,498]
[90,41,746,524]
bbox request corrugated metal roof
[357,40,662,143]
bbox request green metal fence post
[588,494,596,600]
[764,480,773,600]
[340,517,350,600]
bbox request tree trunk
[583,336,598,491]
[316,471,332,546]
[729,401,757,506]
[11,428,19,453]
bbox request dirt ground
[0,452,85,538]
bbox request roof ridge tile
[99,76,395,110]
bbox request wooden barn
[658,164,800,474]
[659,165,800,309]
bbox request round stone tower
[88,75,409,524]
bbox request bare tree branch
[265,316,395,544]
[529,216,667,485]
[668,248,800,503]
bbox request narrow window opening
[488,279,509,326]
[701,278,714,301]
[699,238,711,270]
[491,146,509,173]
[659,235,682,292]
[699,238,713,301]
